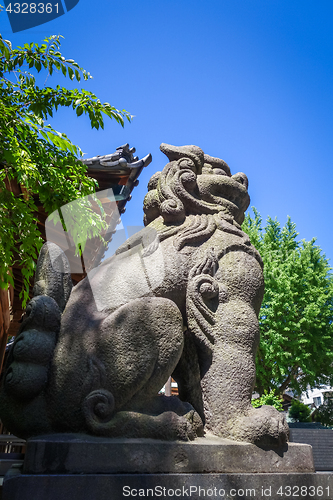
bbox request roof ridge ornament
[82,144,152,173]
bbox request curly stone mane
[142,144,245,251]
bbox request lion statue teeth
[0,143,289,446]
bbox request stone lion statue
[0,144,289,446]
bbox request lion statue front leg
[181,248,289,446]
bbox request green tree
[312,399,333,427]
[0,33,131,305]
[243,209,333,396]
[251,390,283,411]
[288,399,312,422]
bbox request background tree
[288,400,312,423]
[243,209,333,396]
[312,399,333,427]
[0,33,131,305]
[251,390,283,411]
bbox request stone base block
[23,433,314,474]
[3,469,333,500]
[3,434,321,500]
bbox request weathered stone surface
[4,470,333,500]
[23,434,314,474]
[0,143,288,446]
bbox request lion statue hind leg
[49,297,203,441]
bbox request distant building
[301,386,333,408]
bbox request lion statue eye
[202,165,228,176]
[212,168,228,176]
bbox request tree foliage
[288,400,312,423]
[312,399,333,427]
[243,209,333,396]
[0,33,131,305]
[251,390,283,411]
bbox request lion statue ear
[144,171,162,226]
[203,154,231,177]
[144,145,205,226]
[143,189,160,226]
[160,144,204,174]
[144,144,205,226]
[147,171,161,191]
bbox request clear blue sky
[2,1,333,262]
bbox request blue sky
[2,0,333,263]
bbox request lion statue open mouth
[0,143,289,446]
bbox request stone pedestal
[4,469,333,500]
[21,433,315,474]
[4,434,333,500]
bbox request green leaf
[243,208,333,397]
[0,32,131,312]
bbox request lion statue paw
[228,405,289,447]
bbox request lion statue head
[143,143,250,228]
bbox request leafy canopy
[288,399,312,423]
[312,398,333,427]
[243,209,333,396]
[0,33,131,306]
[251,390,283,411]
